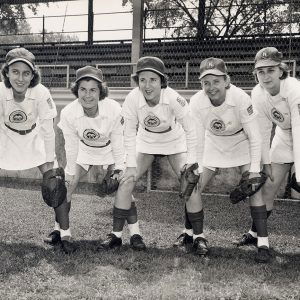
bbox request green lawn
[0,187,299,299]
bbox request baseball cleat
[255,246,271,263]
[99,233,122,250]
[173,233,193,247]
[234,233,258,247]
[60,236,77,254]
[130,234,146,251]
[44,230,61,245]
[193,237,209,256]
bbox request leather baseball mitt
[41,167,67,208]
[229,171,267,204]
[98,169,122,196]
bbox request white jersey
[190,84,261,173]
[121,87,197,168]
[252,77,300,181]
[0,82,57,170]
[58,98,125,176]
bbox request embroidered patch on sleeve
[47,98,53,109]
[176,97,186,107]
[247,105,253,115]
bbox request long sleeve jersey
[252,77,300,181]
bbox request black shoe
[193,237,209,256]
[44,230,61,245]
[61,236,77,254]
[173,233,193,247]
[255,246,271,263]
[130,234,146,251]
[100,233,122,250]
[234,233,257,247]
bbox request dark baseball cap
[6,47,35,70]
[199,57,227,79]
[75,66,103,83]
[133,56,166,78]
[254,47,282,69]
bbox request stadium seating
[0,36,299,89]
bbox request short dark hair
[253,62,290,83]
[70,78,109,100]
[131,73,168,89]
[1,63,41,88]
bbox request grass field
[0,186,299,300]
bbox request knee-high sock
[113,206,129,232]
[251,210,272,233]
[250,205,268,237]
[54,198,71,230]
[186,210,204,235]
[184,205,193,230]
[127,202,138,224]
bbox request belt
[5,123,36,135]
[80,139,111,148]
[144,126,172,134]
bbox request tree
[0,3,40,35]
[0,2,78,44]
[123,0,300,39]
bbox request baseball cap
[75,66,103,83]
[6,47,35,70]
[254,47,282,69]
[133,56,166,78]
[199,57,227,79]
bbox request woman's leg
[169,154,212,255]
[43,163,88,254]
[102,153,154,250]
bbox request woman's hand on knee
[263,164,274,181]
[119,167,137,184]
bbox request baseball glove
[98,169,122,196]
[41,167,67,208]
[179,163,200,198]
[229,171,267,204]
[290,173,300,193]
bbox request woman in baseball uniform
[119,56,208,255]
[58,66,145,251]
[0,47,73,253]
[187,57,270,263]
[236,47,300,248]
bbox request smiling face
[77,79,100,110]
[7,62,34,96]
[255,66,282,95]
[138,71,162,106]
[201,74,228,105]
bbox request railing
[36,60,297,90]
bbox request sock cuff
[187,210,204,222]
[113,206,130,218]
[250,205,267,219]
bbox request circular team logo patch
[210,119,225,133]
[83,129,101,141]
[271,108,284,122]
[9,110,27,123]
[144,114,160,127]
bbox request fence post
[185,61,189,88]
[42,15,45,45]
